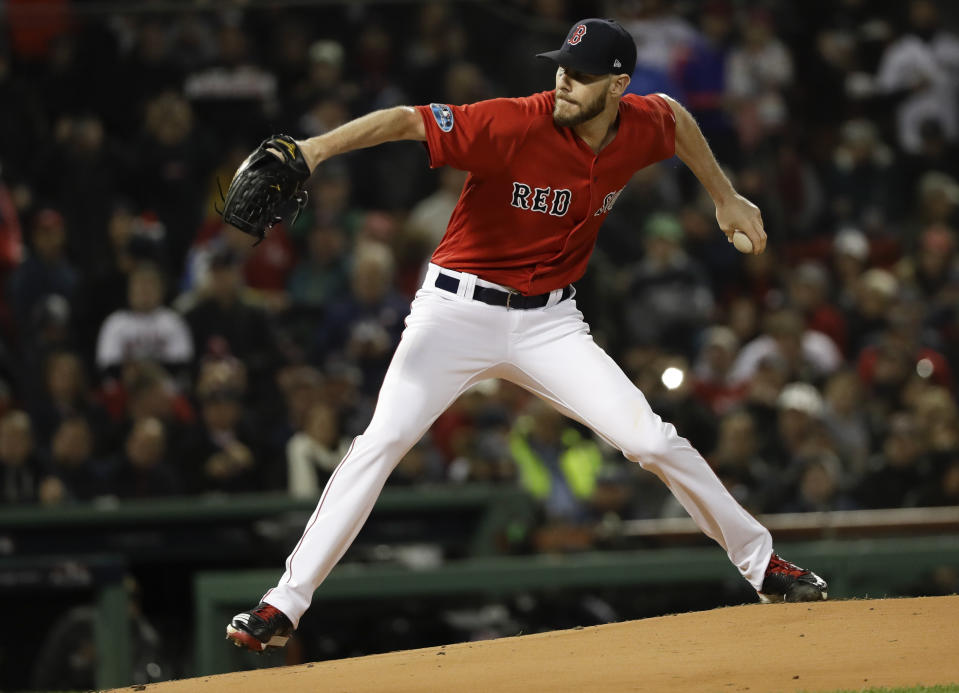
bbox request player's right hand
[716,193,766,254]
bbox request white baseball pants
[264,264,773,626]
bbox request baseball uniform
[259,90,773,627]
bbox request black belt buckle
[505,289,518,309]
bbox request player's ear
[610,73,630,97]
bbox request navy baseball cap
[536,18,637,76]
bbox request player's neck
[572,101,620,154]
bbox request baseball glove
[219,134,311,244]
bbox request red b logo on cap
[568,24,587,45]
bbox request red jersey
[416,91,676,295]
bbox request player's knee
[622,433,673,467]
[621,420,682,467]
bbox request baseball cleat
[226,602,293,652]
[757,553,828,603]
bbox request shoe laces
[766,554,806,578]
[252,603,285,624]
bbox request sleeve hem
[415,105,445,169]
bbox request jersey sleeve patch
[429,103,455,132]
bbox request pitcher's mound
[121,595,959,693]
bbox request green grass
[815,686,959,693]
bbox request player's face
[553,66,611,127]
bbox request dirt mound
[119,596,959,693]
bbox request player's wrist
[711,189,741,209]
[296,138,324,172]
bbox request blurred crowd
[1,0,959,543]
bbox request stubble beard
[553,90,607,127]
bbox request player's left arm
[657,93,766,255]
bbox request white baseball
[732,230,753,254]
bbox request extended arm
[659,94,766,254]
[220,107,427,239]
[296,106,427,171]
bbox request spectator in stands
[311,242,408,394]
[767,382,832,472]
[0,47,43,187]
[286,401,347,498]
[183,23,277,143]
[600,164,682,265]
[725,8,793,150]
[0,165,25,334]
[916,171,959,230]
[708,409,772,514]
[115,19,186,132]
[831,227,871,312]
[780,452,858,513]
[17,292,76,390]
[671,0,736,165]
[787,261,848,356]
[36,416,104,504]
[268,19,310,112]
[0,409,39,503]
[124,361,190,423]
[292,39,358,115]
[34,114,122,268]
[741,352,790,441]
[623,0,696,97]
[691,326,746,415]
[352,23,404,111]
[845,268,898,357]
[915,456,959,507]
[856,411,933,509]
[730,309,842,386]
[874,0,959,155]
[912,387,959,463]
[98,361,194,468]
[825,119,896,230]
[771,140,826,240]
[857,307,952,437]
[286,223,350,310]
[680,200,742,295]
[900,224,959,304]
[181,217,295,310]
[183,247,276,387]
[509,398,606,529]
[29,349,110,445]
[76,201,167,352]
[6,207,78,335]
[132,92,206,270]
[435,380,515,483]
[104,416,178,499]
[265,363,325,466]
[301,163,356,231]
[726,295,761,345]
[180,383,261,494]
[899,120,959,205]
[733,239,782,307]
[404,3,470,104]
[95,262,193,378]
[621,213,714,357]
[821,369,872,480]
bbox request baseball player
[223,18,828,652]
